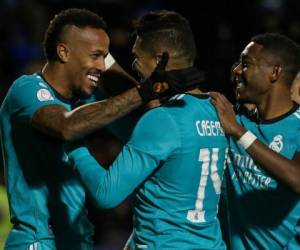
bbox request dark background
[1,0,300,249]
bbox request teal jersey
[0,74,93,249]
[225,105,300,249]
[68,94,229,249]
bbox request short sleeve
[8,76,64,123]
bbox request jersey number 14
[187,147,227,223]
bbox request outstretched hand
[209,92,245,138]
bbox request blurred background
[1,0,300,249]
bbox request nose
[233,63,242,75]
[132,59,138,72]
[95,57,105,72]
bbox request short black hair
[135,10,196,64]
[251,33,300,85]
[43,8,107,61]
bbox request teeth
[87,74,99,83]
[237,82,244,89]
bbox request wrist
[237,130,257,150]
[230,124,247,139]
[104,53,115,70]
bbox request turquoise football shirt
[224,105,300,250]
[68,94,229,249]
[0,74,94,249]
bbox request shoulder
[264,105,300,129]
[9,74,53,100]
[128,104,181,157]
[5,74,67,117]
[292,106,300,121]
[137,106,177,130]
[161,93,218,122]
[10,74,57,101]
[11,74,44,90]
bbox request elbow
[93,192,124,210]
[59,125,81,141]
[60,131,77,141]
[95,198,122,210]
[96,202,118,210]
[288,176,300,194]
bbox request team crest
[37,89,54,101]
[269,135,283,153]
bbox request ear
[57,43,70,63]
[269,65,282,83]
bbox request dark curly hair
[135,10,196,64]
[43,8,107,61]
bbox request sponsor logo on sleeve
[37,88,54,101]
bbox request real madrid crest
[269,135,283,153]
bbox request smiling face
[233,42,274,104]
[61,26,110,97]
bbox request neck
[41,62,73,100]
[257,85,294,120]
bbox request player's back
[131,94,228,249]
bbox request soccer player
[210,33,300,249]
[66,10,229,249]
[0,8,168,250]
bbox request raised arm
[210,92,300,194]
[32,87,142,141]
[32,55,170,141]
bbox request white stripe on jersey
[169,94,185,101]
[293,110,300,119]
[28,242,38,250]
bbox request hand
[136,52,169,102]
[209,92,246,138]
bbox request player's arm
[210,92,300,194]
[66,108,180,208]
[32,54,170,141]
[32,87,142,141]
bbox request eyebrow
[90,50,108,57]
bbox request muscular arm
[32,87,142,141]
[210,92,300,194]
